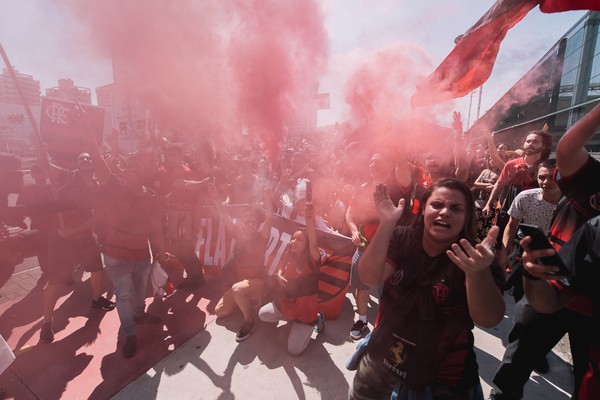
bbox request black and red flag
[411,0,600,107]
[39,97,106,168]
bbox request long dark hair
[414,178,477,242]
[282,228,314,272]
[527,130,552,161]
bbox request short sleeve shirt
[508,188,556,235]
[496,157,539,189]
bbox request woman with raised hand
[349,178,505,400]
[258,203,324,355]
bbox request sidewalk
[0,257,575,400]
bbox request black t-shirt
[55,170,100,232]
[369,226,503,389]
[96,175,161,260]
[549,156,600,251]
[558,215,600,316]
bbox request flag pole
[0,42,66,230]
[0,42,43,146]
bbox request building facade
[45,79,92,105]
[470,11,600,153]
[0,68,40,106]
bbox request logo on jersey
[432,280,449,304]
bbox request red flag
[411,0,538,107]
[40,97,105,167]
[539,0,600,13]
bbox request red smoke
[343,44,454,160]
[60,0,328,163]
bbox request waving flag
[40,97,105,167]
[411,0,600,107]
[411,0,538,107]
[540,0,600,13]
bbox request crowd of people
[3,103,600,400]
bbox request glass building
[470,11,600,153]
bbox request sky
[0,0,587,130]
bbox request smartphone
[305,179,312,204]
[517,223,570,277]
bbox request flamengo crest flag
[411,0,600,107]
[40,97,105,167]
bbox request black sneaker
[350,320,369,340]
[123,335,137,358]
[134,313,162,324]
[236,320,255,342]
[314,312,325,334]
[40,322,54,343]
[92,296,116,311]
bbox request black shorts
[47,233,103,284]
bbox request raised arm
[482,180,505,218]
[556,102,600,176]
[357,184,405,286]
[485,130,506,171]
[452,112,469,182]
[259,187,274,240]
[272,168,294,209]
[35,142,64,182]
[304,204,321,262]
[80,115,112,185]
[208,183,239,235]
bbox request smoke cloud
[60,0,328,162]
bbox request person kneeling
[259,204,324,355]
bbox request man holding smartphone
[490,103,600,400]
[501,159,561,301]
[521,215,600,400]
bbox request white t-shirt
[508,188,556,235]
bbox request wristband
[521,267,541,281]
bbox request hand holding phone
[518,223,570,277]
[305,179,312,204]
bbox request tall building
[46,78,92,105]
[470,11,600,152]
[0,68,40,106]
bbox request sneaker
[236,320,255,342]
[122,335,137,358]
[350,320,369,340]
[134,313,162,324]
[40,322,54,343]
[314,312,325,334]
[92,296,116,311]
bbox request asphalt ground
[0,254,575,400]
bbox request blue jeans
[104,256,152,336]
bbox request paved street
[0,255,575,400]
